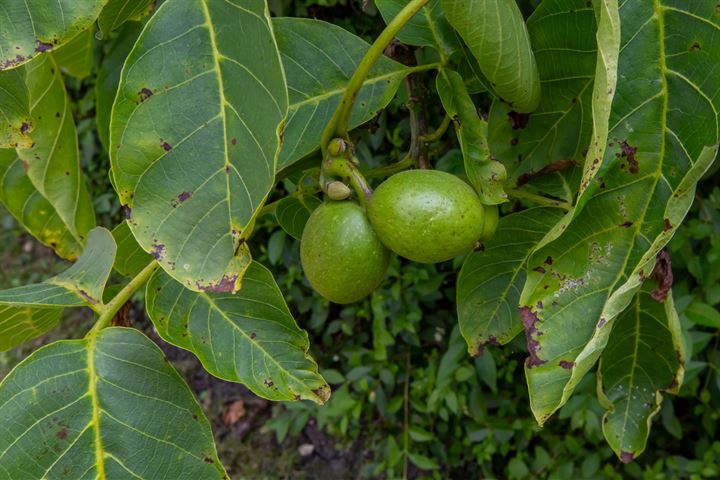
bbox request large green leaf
[0,68,32,148]
[52,28,96,79]
[487,0,597,185]
[111,221,153,277]
[146,261,330,404]
[0,227,116,309]
[442,0,541,113]
[597,284,684,463]
[457,208,564,355]
[0,327,227,478]
[95,22,142,151]
[0,0,106,71]
[18,54,96,246]
[274,195,322,240]
[436,69,507,204]
[0,306,62,352]
[111,0,287,293]
[0,150,82,260]
[0,227,115,351]
[97,0,155,36]
[519,1,719,424]
[375,0,460,59]
[273,18,410,170]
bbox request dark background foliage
[1,1,719,478]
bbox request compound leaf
[111,0,287,293]
[442,0,541,113]
[111,221,152,278]
[457,208,564,355]
[95,22,142,151]
[0,67,32,148]
[488,0,597,187]
[375,0,460,58]
[597,284,684,463]
[0,0,105,71]
[97,0,155,36]
[146,261,330,404]
[0,150,82,260]
[18,54,96,246]
[274,195,322,240]
[0,327,227,478]
[52,28,96,79]
[519,1,719,425]
[437,69,507,204]
[0,227,115,351]
[0,227,116,309]
[273,17,410,170]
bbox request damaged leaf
[0,0,105,71]
[436,68,507,204]
[597,284,684,463]
[110,0,287,293]
[457,207,564,355]
[519,1,719,425]
[146,261,330,404]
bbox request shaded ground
[0,232,368,479]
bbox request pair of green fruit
[300,169,499,304]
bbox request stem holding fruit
[319,0,430,156]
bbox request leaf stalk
[319,0,430,155]
[87,260,159,336]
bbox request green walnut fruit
[301,201,390,304]
[368,170,485,263]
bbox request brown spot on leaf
[20,122,30,133]
[507,111,530,129]
[520,307,546,368]
[250,332,257,340]
[533,266,546,274]
[151,243,166,261]
[231,138,237,145]
[620,451,634,463]
[617,141,639,173]
[544,256,553,265]
[199,275,238,293]
[650,250,673,302]
[619,221,633,228]
[663,218,672,231]
[264,379,274,388]
[474,335,498,357]
[559,360,575,369]
[57,427,68,440]
[510,138,519,146]
[161,141,172,151]
[122,204,132,220]
[204,457,214,464]
[690,41,701,51]
[598,317,607,328]
[35,41,53,53]
[139,88,153,101]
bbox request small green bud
[326,181,352,200]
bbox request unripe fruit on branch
[368,170,485,263]
[301,201,390,304]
